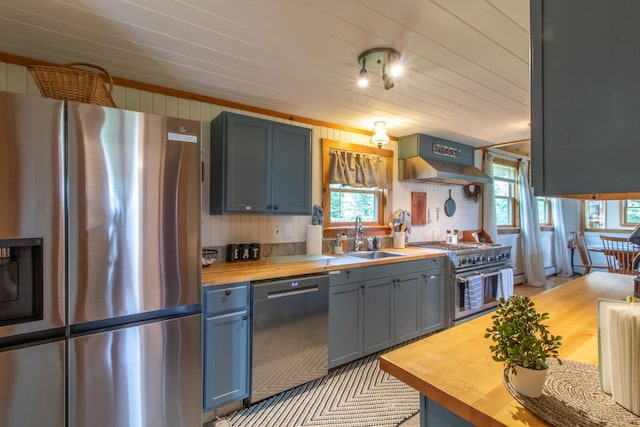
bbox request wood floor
[513,274,576,297]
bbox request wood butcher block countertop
[201,247,445,286]
[379,272,635,427]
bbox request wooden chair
[575,232,607,274]
[599,235,640,275]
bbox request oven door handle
[457,271,501,283]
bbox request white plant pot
[510,365,548,397]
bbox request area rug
[223,350,419,427]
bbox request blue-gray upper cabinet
[530,0,640,197]
[210,112,312,214]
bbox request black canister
[250,243,261,260]
[239,244,251,261]
[227,244,240,262]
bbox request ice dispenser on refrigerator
[0,91,65,427]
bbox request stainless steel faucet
[354,215,364,251]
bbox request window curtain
[518,160,548,288]
[329,149,389,188]
[482,151,498,243]
[551,198,572,277]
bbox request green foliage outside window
[495,198,512,227]
[625,199,640,224]
[537,198,551,225]
[493,164,516,227]
[330,184,378,223]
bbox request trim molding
[0,51,398,140]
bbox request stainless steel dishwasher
[251,273,329,403]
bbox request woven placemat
[504,359,640,426]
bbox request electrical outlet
[273,225,281,240]
[285,223,293,240]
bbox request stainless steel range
[408,241,513,326]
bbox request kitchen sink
[343,250,408,260]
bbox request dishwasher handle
[267,285,319,299]
[252,274,329,301]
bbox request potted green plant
[484,295,563,397]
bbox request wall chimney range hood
[398,133,491,185]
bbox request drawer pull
[225,290,232,296]
[242,315,248,320]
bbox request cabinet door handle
[242,315,248,320]
[267,204,272,210]
[360,284,365,289]
[225,290,231,296]
[273,205,279,210]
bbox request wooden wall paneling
[7,63,28,94]
[0,59,402,248]
[152,92,166,116]
[139,90,153,114]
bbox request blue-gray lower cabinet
[363,260,426,355]
[364,271,422,355]
[420,263,445,335]
[329,281,364,368]
[328,268,365,368]
[395,272,422,343]
[202,283,250,412]
[329,257,446,369]
[363,276,395,355]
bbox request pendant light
[371,121,389,148]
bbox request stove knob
[487,256,494,262]
[460,258,466,265]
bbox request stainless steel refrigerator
[0,91,66,427]
[0,91,202,427]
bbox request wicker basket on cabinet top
[27,62,117,107]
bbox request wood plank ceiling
[0,0,531,147]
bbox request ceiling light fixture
[358,61,368,87]
[357,47,403,90]
[371,121,390,148]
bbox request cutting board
[411,192,427,225]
